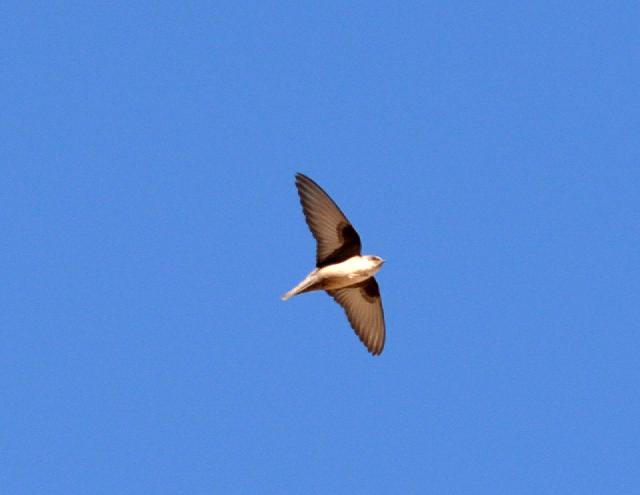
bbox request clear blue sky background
[3,2,638,493]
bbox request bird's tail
[281,272,319,301]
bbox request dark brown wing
[295,173,362,268]
[327,277,385,356]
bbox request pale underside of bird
[282,173,386,356]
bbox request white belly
[317,256,379,289]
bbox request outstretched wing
[327,277,385,356]
[295,173,362,268]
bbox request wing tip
[365,336,385,356]
[295,172,319,190]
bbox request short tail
[281,273,318,301]
[281,290,297,301]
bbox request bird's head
[366,255,385,267]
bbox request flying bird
[282,173,386,355]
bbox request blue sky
[3,2,639,493]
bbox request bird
[282,173,386,355]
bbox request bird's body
[282,254,383,300]
[282,173,387,355]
